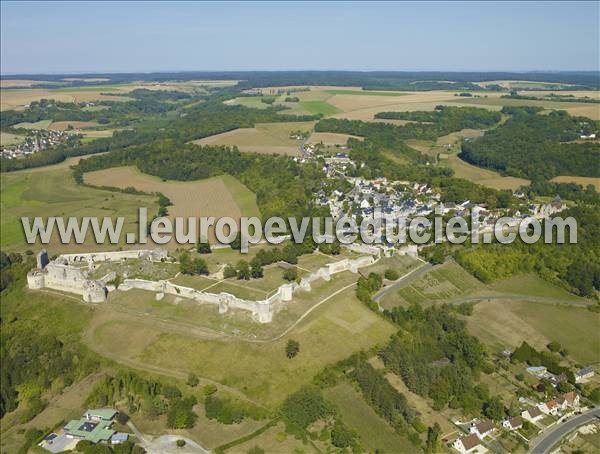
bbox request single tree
[283,268,298,282]
[237,260,251,280]
[187,373,199,387]
[286,340,300,358]
[223,264,237,279]
[196,241,211,254]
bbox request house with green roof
[64,408,118,444]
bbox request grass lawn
[88,285,396,408]
[324,382,415,453]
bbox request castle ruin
[27,248,377,323]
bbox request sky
[1,1,599,75]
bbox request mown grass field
[0,165,157,253]
[84,166,260,246]
[324,382,415,453]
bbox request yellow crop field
[0,88,130,111]
[307,132,363,146]
[84,166,260,247]
[329,90,464,121]
[551,175,600,190]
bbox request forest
[6,70,598,89]
[374,105,502,135]
[380,303,493,416]
[455,205,600,296]
[460,108,600,181]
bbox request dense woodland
[5,70,598,89]
[455,205,600,296]
[374,105,501,136]
[0,254,100,418]
[461,107,600,181]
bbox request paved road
[529,408,600,453]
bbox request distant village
[1,128,75,159]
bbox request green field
[324,382,415,453]
[297,100,341,116]
[0,166,157,253]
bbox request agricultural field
[0,131,26,146]
[475,80,577,90]
[466,299,600,364]
[379,261,483,309]
[83,166,260,246]
[307,131,363,146]
[85,285,397,408]
[194,121,316,155]
[551,175,600,190]
[0,165,157,254]
[447,94,600,120]
[444,153,530,190]
[0,78,61,88]
[12,119,53,129]
[48,120,99,130]
[0,87,131,111]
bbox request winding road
[529,408,600,453]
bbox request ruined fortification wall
[28,248,377,323]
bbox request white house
[502,416,523,431]
[469,420,495,439]
[575,367,595,383]
[521,407,544,423]
[453,434,486,453]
